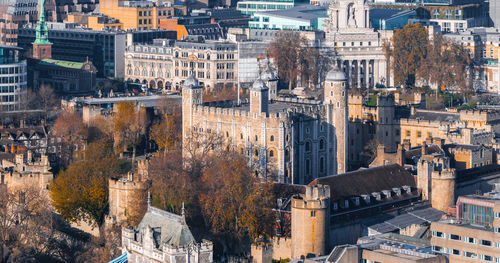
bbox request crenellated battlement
[376,94,395,107]
[431,168,456,179]
[348,94,364,105]
[459,109,500,122]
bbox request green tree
[391,23,429,87]
[50,140,122,238]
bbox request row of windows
[138,19,152,25]
[334,41,373,47]
[0,66,25,75]
[127,68,171,78]
[432,231,500,247]
[0,75,26,84]
[432,246,499,262]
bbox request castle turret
[261,63,278,100]
[250,78,269,115]
[324,68,348,174]
[291,184,330,259]
[431,168,456,212]
[182,74,203,139]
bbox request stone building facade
[181,67,348,184]
[121,200,213,263]
[0,151,52,193]
[125,37,238,91]
[324,0,391,88]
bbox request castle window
[319,139,325,150]
[337,102,340,108]
[305,141,311,152]
[226,131,229,137]
[406,130,411,137]
[270,135,274,141]
[310,211,316,217]
[417,131,422,138]
[385,131,388,137]
[341,91,345,97]
[330,91,333,96]
[241,133,243,139]
[320,157,325,173]
[255,149,259,157]
[306,128,310,134]
[255,135,258,141]
[269,150,274,157]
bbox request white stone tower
[250,78,269,115]
[291,184,330,259]
[324,68,348,174]
[182,74,203,145]
[261,63,279,100]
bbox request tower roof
[34,0,51,45]
[261,63,278,81]
[326,68,346,81]
[251,78,269,91]
[182,74,201,88]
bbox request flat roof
[79,95,181,107]
[254,5,327,22]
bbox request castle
[181,65,349,184]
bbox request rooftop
[78,95,181,108]
[309,164,416,201]
[254,5,327,22]
[409,109,460,122]
[367,207,443,234]
[39,59,84,69]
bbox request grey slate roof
[136,206,195,247]
[367,207,443,234]
[409,110,460,122]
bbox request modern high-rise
[0,45,27,112]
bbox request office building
[0,45,27,112]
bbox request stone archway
[149,80,156,89]
[134,79,140,83]
[157,80,163,90]
[142,79,147,85]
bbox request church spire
[34,0,50,45]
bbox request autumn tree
[149,150,193,215]
[199,152,275,252]
[50,140,122,238]
[52,110,88,163]
[150,100,181,155]
[113,102,148,162]
[391,23,429,87]
[417,34,474,100]
[0,184,59,262]
[27,85,60,121]
[270,32,307,90]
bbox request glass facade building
[0,45,27,112]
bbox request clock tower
[32,0,52,60]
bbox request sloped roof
[409,110,459,122]
[309,164,415,201]
[136,206,195,248]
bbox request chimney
[421,141,427,155]
[403,139,411,151]
[41,154,49,167]
[26,150,32,163]
[377,144,386,165]
[15,154,23,166]
[396,143,404,166]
